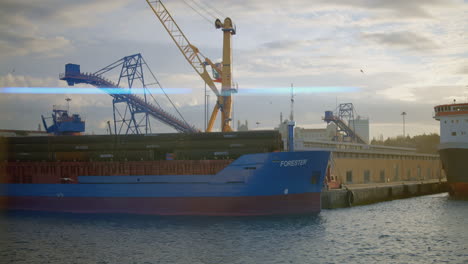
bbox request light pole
[401,112,407,137]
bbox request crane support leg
[207,104,220,132]
[221,95,232,132]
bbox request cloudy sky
[0,0,467,139]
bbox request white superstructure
[434,102,468,197]
[434,103,468,147]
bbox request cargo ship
[0,131,330,215]
[434,102,468,198]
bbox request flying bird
[360,69,364,74]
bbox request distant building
[275,120,290,148]
[237,120,249,131]
[349,116,370,144]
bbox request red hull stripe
[435,111,468,117]
[0,193,321,216]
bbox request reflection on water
[1,193,467,264]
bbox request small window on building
[452,132,457,136]
[417,166,421,179]
[364,170,370,183]
[346,170,353,183]
[407,168,411,180]
[380,170,385,182]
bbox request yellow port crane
[145,0,236,132]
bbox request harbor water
[1,193,467,264]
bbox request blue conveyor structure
[59,54,198,134]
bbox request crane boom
[145,0,236,132]
[146,0,219,97]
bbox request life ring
[347,190,354,207]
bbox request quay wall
[321,181,448,209]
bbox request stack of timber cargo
[3,130,282,162]
[0,131,283,184]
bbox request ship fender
[448,185,455,196]
[346,189,355,207]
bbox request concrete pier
[321,180,448,209]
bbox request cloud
[0,73,62,88]
[458,65,468,74]
[0,0,129,59]
[325,0,455,18]
[261,40,315,50]
[0,32,72,58]
[215,0,458,20]
[378,85,467,104]
[362,31,439,51]
[0,0,129,28]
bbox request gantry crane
[146,0,236,132]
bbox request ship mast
[290,83,294,121]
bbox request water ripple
[1,193,467,264]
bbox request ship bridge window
[454,106,468,111]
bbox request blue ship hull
[0,151,330,215]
